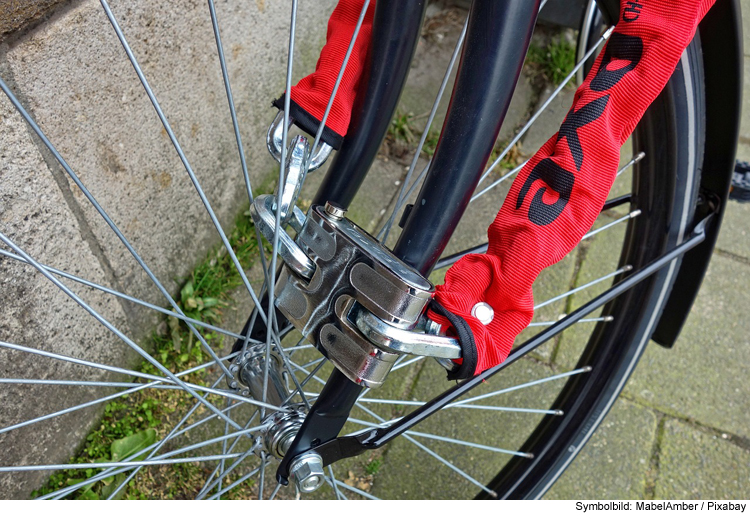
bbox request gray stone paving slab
[743,1,749,63]
[553,209,630,371]
[371,358,569,499]
[545,398,657,499]
[742,58,750,140]
[717,198,750,261]
[721,140,750,261]
[655,419,750,499]
[624,253,750,438]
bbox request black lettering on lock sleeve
[557,95,609,171]
[590,32,643,92]
[516,158,576,226]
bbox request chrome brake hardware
[227,343,290,407]
[258,115,460,388]
[267,110,333,172]
[250,194,315,279]
[264,201,461,388]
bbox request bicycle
[0,0,742,499]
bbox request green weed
[526,36,576,87]
[364,458,383,475]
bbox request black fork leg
[275,0,429,485]
[394,0,541,275]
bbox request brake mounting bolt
[324,201,347,220]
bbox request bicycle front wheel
[0,0,715,500]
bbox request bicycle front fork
[234,0,541,491]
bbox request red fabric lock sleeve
[431,0,716,378]
[273,0,376,149]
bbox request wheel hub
[261,404,307,459]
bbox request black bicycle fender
[652,0,743,347]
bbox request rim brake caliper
[251,196,462,388]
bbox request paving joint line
[713,248,750,267]
[642,415,666,499]
[619,392,750,453]
[548,243,590,366]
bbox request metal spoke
[347,417,532,458]
[0,378,171,389]
[582,209,641,240]
[354,403,497,497]
[528,316,613,327]
[196,448,258,500]
[470,160,527,201]
[268,482,283,500]
[452,367,592,406]
[104,394,244,500]
[259,0,301,422]
[473,148,643,203]
[282,358,327,406]
[257,452,267,500]
[207,0,272,293]
[306,0,372,172]
[207,466,261,500]
[0,248,246,341]
[355,397,562,415]
[534,265,631,309]
[41,397,245,500]
[0,340,277,437]
[1,454,242,473]
[438,152,645,268]
[404,436,498,496]
[476,26,614,187]
[327,466,345,500]
[299,356,326,369]
[378,16,469,242]
[333,479,380,500]
[390,355,425,372]
[100,0,271,334]
[195,412,262,499]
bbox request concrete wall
[0,0,334,497]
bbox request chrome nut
[289,452,325,493]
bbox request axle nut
[289,452,325,493]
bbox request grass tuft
[526,35,576,87]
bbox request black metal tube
[312,0,427,208]
[393,0,541,274]
[276,369,362,485]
